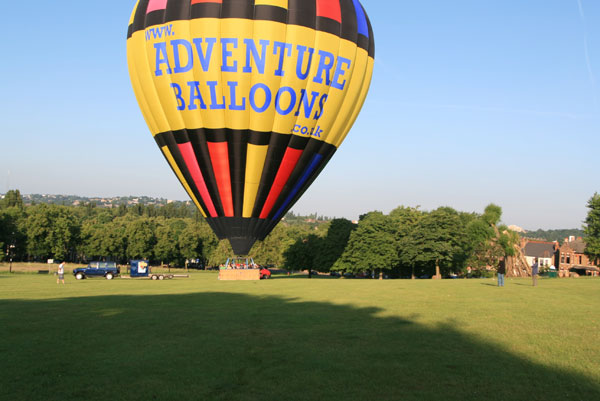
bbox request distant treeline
[522,229,584,243]
[0,189,585,277]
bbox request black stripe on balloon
[366,6,375,59]
[154,132,168,148]
[127,24,134,39]
[165,0,191,24]
[262,139,335,221]
[191,3,222,19]
[340,0,358,44]
[247,131,272,146]
[132,0,151,36]
[287,0,317,30]
[205,217,227,240]
[187,129,227,217]
[316,17,341,38]
[203,130,228,143]
[145,10,166,28]
[170,129,226,217]
[154,129,272,147]
[222,0,254,19]
[227,130,248,217]
[262,137,321,220]
[251,133,292,217]
[264,141,336,232]
[154,131,213,219]
[254,5,287,24]
[254,218,272,241]
[287,135,310,150]
[205,218,222,240]
[260,147,337,238]
[357,35,369,53]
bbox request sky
[0,0,598,230]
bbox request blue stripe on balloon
[353,0,369,38]
[272,154,324,221]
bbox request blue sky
[0,0,598,230]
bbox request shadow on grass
[1,292,598,401]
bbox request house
[522,239,559,268]
[559,237,599,277]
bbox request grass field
[0,270,598,401]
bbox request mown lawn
[0,272,598,401]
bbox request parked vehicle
[73,261,120,280]
[260,268,271,279]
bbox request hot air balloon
[127,0,374,255]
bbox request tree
[103,218,128,263]
[465,204,518,275]
[399,207,466,279]
[155,218,187,266]
[584,193,600,265]
[207,240,234,266]
[283,234,322,275]
[125,217,156,260]
[0,207,26,262]
[313,218,356,272]
[178,220,219,266]
[80,220,106,260]
[333,212,398,277]
[391,206,424,278]
[253,224,314,267]
[1,189,24,209]
[25,204,80,261]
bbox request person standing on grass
[497,256,506,287]
[57,261,65,284]
[531,257,539,287]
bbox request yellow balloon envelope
[127,0,375,254]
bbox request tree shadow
[0,292,598,401]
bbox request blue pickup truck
[73,261,120,280]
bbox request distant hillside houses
[10,193,189,208]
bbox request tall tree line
[0,190,320,267]
[3,189,598,274]
[285,205,520,278]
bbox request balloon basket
[218,269,261,281]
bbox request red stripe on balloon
[259,148,304,219]
[146,0,168,13]
[316,0,342,23]
[191,0,223,4]
[178,143,218,217]
[207,142,234,217]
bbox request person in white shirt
[57,262,66,284]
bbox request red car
[260,268,271,279]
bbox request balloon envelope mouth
[228,237,257,256]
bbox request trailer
[125,260,188,280]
